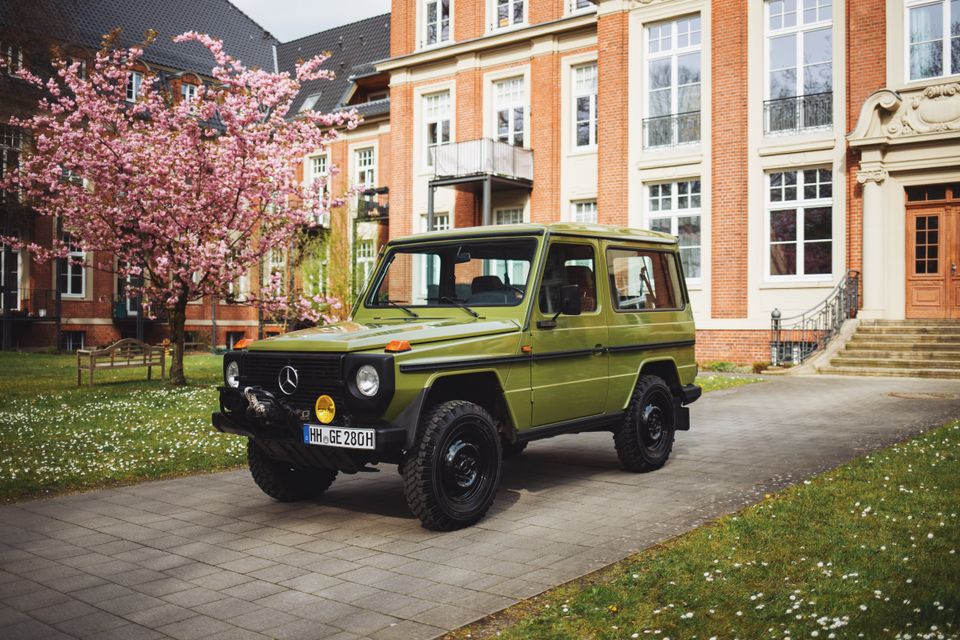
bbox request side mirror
[560,284,582,316]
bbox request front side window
[908,0,960,80]
[495,0,525,29]
[765,0,833,134]
[767,168,833,278]
[59,233,85,297]
[647,179,701,280]
[126,71,142,102]
[424,91,451,167]
[494,77,525,147]
[538,243,598,314]
[370,239,536,308]
[607,248,683,311]
[645,14,702,148]
[572,200,598,223]
[424,0,451,46]
[573,63,598,148]
[355,148,376,189]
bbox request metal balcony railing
[770,270,859,366]
[764,91,833,135]
[643,111,701,149]
[113,297,167,322]
[433,139,533,182]
[0,288,59,319]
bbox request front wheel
[402,400,502,531]
[614,375,676,472]
[247,440,337,502]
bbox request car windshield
[368,238,537,308]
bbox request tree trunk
[168,298,189,385]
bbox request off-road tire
[614,374,676,472]
[402,400,502,531]
[502,440,528,459]
[247,440,337,502]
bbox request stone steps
[836,349,960,361]
[830,356,960,370]
[821,366,960,379]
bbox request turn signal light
[385,340,411,353]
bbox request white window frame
[422,0,452,48]
[568,0,596,15]
[494,207,524,225]
[423,91,451,168]
[60,233,86,298]
[645,179,702,283]
[765,167,834,282]
[571,199,598,223]
[572,62,598,149]
[180,82,197,103]
[354,147,376,190]
[644,14,702,148]
[491,0,527,31]
[356,239,377,292]
[0,245,21,311]
[0,41,23,76]
[493,76,526,147]
[763,0,833,132]
[905,0,960,82]
[126,71,142,102]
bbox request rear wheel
[614,375,676,472]
[247,440,337,502]
[402,400,502,531]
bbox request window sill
[486,23,528,36]
[759,279,836,289]
[636,149,702,171]
[568,145,598,157]
[417,40,454,53]
[894,74,960,93]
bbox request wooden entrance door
[906,204,960,318]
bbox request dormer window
[125,71,142,102]
[300,93,321,113]
[180,82,197,103]
[424,0,451,47]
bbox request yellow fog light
[315,395,336,424]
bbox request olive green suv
[213,223,701,530]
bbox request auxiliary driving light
[315,395,336,424]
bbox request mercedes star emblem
[277,365,299,396]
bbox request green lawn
[450,420,960,640]
[0,352,761,502]
[0,352,246,502]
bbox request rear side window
[606,247,683,311]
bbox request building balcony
[764,92,832,135]
[113,297,167,323]
[433,139,533,183]
[643,111,701,149]
[0,288,59,320]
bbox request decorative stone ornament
[897,83,960,135]
[856,168,888,184]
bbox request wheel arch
[622,357,683,409]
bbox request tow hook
[244,386,270,417]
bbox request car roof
[388,222,678,246]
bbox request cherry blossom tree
[1,31,356,384]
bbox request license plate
[303,424,376,450]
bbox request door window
[914,214,940,274]
[607,247,683,311]
[538,243,598,314]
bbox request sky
[230,0,391,42]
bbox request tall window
[495,0,525,29]
[647,180,701,280]
[767,168,833,278]
[494,77,525,147]
[573,63,598,148]
[59,233,85,297]
[572,200,598,223]
[908,0,960,80]
[126,71,142,102]
[645,15,701,148]
[355,148,376,189]
[356,239,377,291]
[424,91,451,167]
[765,0,832,134]
[0,246,20,310]
[0,125,21,206]
[424,0,451,47]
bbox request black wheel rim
[638,389,673,456]
[436,418,498,512]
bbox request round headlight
[225,360,240,388]
[356,364,380,397]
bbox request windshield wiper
[440,296,480,318]
[383,298,419,318]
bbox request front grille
[240,352,345,418]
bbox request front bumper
[212,386,408,470]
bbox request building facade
[378,0,960,364]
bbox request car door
[530,239,608,427]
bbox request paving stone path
[1,375,958,640]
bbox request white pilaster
[857,168,888,319]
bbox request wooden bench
[77,338,166,386]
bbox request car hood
[247,317,522,353]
